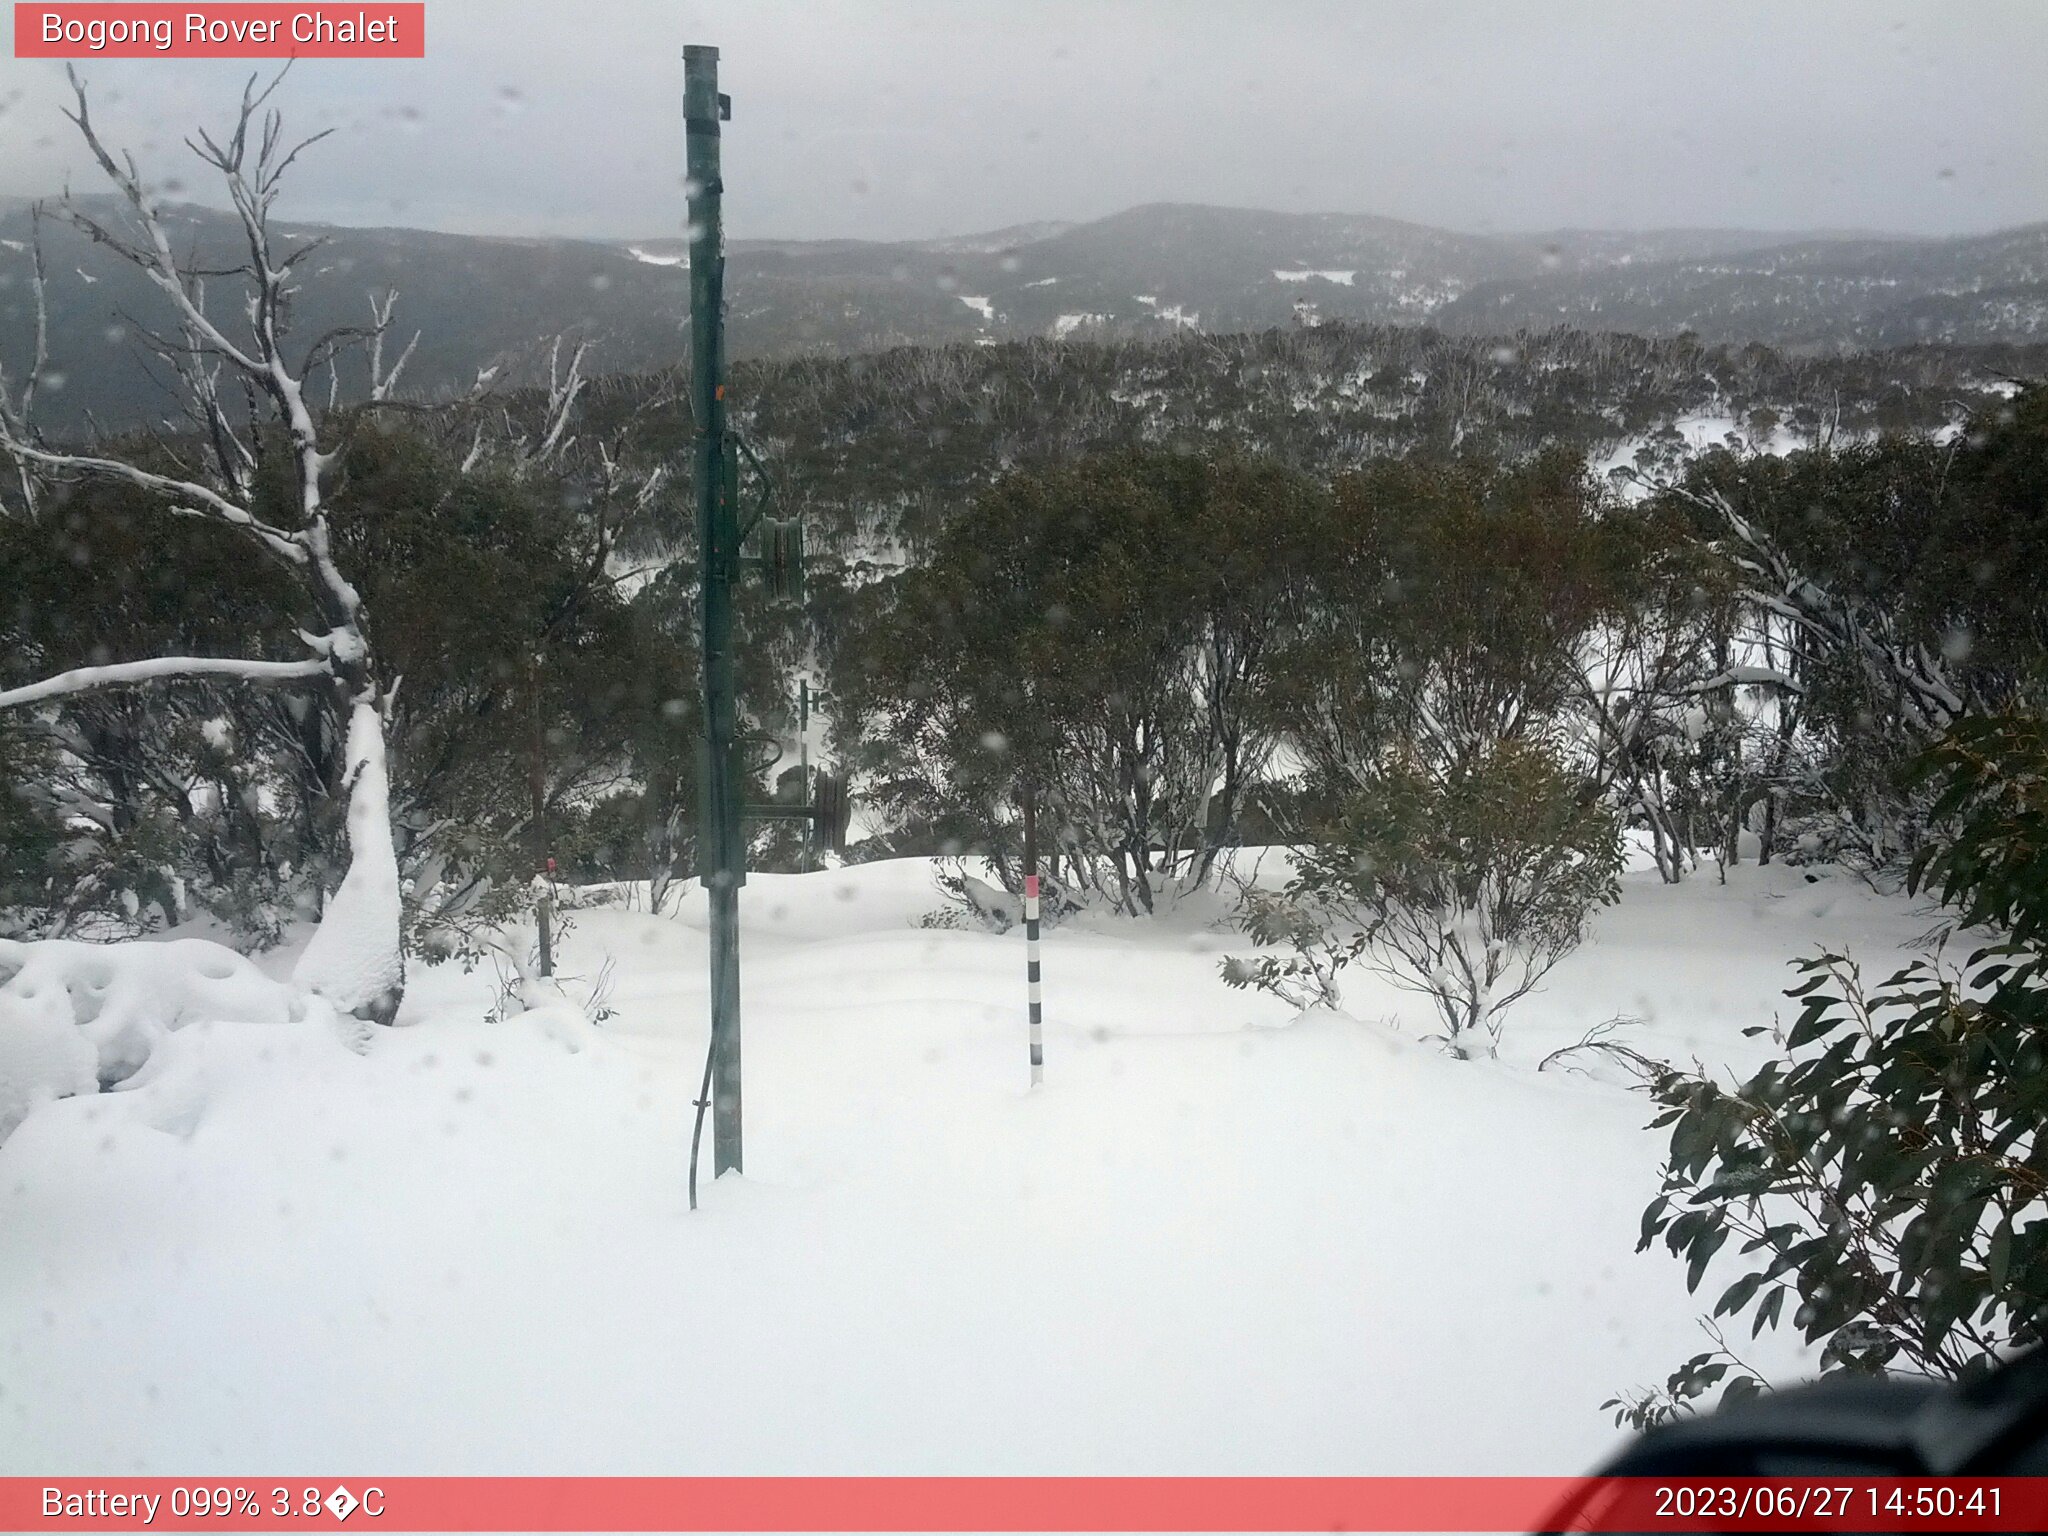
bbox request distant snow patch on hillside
[626,246,687,268]
[1023,276,1059,288]
[1052,313,1110,338]
[1275,268,1357,286]
[959,295,995,322]
[1133,294,1200,330]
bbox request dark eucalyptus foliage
[1618,712,2048,1428]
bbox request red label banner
[4,1476,2048,1532]
[13,5,425,58]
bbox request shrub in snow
[956,874,1022,932]
[0,934,310,1142]
[1620,713,2048,1429]
[1226,740,1622,1057]
[929,863,1077,932]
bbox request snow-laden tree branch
[365,291,420,403]
[0,655,330,711]
[0,437,307,563]
[1665,478,1971,734]
[533,338,588,465]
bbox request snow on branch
[0,655,330,712]
[1661,478,1969,733]
[0,439,307,563]
[57,69,266,379]
[366,290,420,402]
[533,338,589,464]
[8,69,383,666]
[0,209,51,518]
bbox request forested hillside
[601,323,2044,556]
[5,195,2044,431]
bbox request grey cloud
[0,0,2041,240]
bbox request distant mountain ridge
[2,197,2042,430]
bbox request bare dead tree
[0,68,410,1021]
[0,206,50,518]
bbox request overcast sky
[2,1,2042,242]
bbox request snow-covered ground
[0,853,1934,1476]
[1589,411,1810,497]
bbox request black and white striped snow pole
[1025,872,1044,1087]
[1022,782,1043,1087]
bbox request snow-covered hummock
[0,937,313,1140]
[1274,268,1356,285]
[0,850,1932,1475]
[290,698,404,1019]
[0,976,96,1143]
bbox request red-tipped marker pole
[1022,783,1043,1087]
[1025,873,1043,1087]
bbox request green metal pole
[686,44,742,1177]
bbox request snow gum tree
[1264,452,1612,792]
[845,449,1318,915]
[1567,499,1744,885]
[1648,389,2048,885]
[1231,452,1626,1052]
[0,73,413,1020]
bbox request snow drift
[0,935,315,1142]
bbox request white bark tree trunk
[290,695,405,1023]
[0,70,411,1021]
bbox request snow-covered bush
[1219,888,1345,1012]
[925,863,1077,932]
[0,934,313,1142]
[1227,741,1622,1056]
